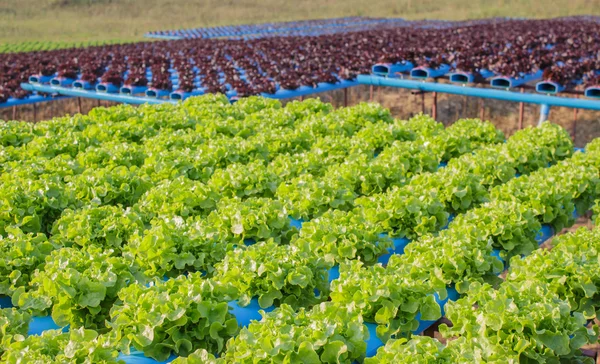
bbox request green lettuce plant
[223,302,368,363]
[214,240,329,309]
[13,246,137,331]
[108,274,237,361]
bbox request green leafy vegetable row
[210,122,572,317]
[368,224,600,363]
[277,118,504,219]
[356,122,572,239]
[206,124,585,361]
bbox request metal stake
[479,99,485,120]
[518,88,525,129]
[432,92,437,120]
[344,88,348,107]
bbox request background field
[1,0,600,44]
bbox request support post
[77,97,82,114]
[538,104,550,125]
[421,92,425,114]
[519,88,525,129]
[572,100,578,142]
[432,92,437,120]
[33,103,37,123]
[369,85,373,102]
[12,106,16,120]
[462,95,467,117]
[479,99,485,120]
[344,88,348,107]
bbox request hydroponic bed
[0,95,599,363]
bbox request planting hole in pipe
[146,90,158,97]
[28,76,40,83]
[450,74,470,83]
[372,65,390,75]
[585,87,600,99]
[73,81,84,89]
[50,79,61,86]
[411,69,429,79]
[491,78,511,88]
[96,84,107,92]
[171,93,184,100]
[536,82,559,94]
[121,87,133,95]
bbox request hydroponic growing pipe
[20,83,174,106]
[449,70,495,84]
[536,81,565,94]
[0,95,70,109]
[410,64,451,79]
[357,75,600,114]
[586,86,600,99]
[490,70,543,88]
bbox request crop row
[2,17,600,103]
[369,220,600,363]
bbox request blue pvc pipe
[96,83,120,93]
[535,224,554,244]
[73,80,95,90]
[449,69,495,84]
[585,86,600,99]
[143,34,183,40]
[0,94,70,109]
[372,62,414,78]
[261,80,358,99]
[449,72,475,84]
[376,235,411,265]
[28,316,66,336]
[120,86,148,95]
[289,217,304,229]
[357,75,600,110]
[227,298,275,327]
[0,295,12,308]
[50,77,76,87]
[20,83,174,106]
[328,265,340,281]
[145,88,171,98]
[480,69,495,79]
[410,64,451,79]
[28,74,53,84]
[117,350,177,364]
[490,70,543,89]
[364,322,384,357]
[169,89,206,100]
[536,81,565,94]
